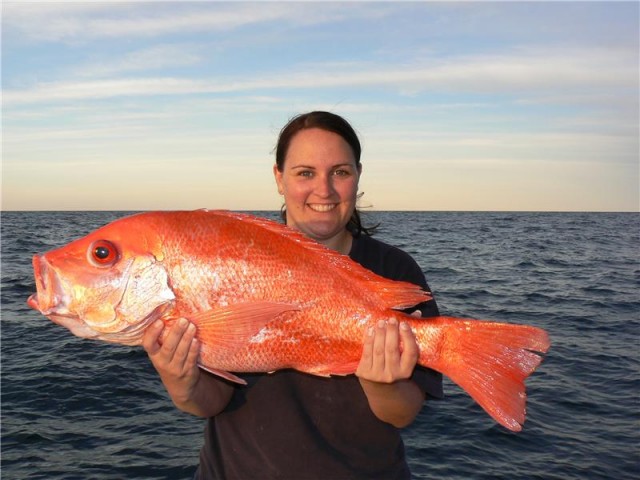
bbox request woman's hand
[142,318,233,417]
[355,314,425,428]
[356,317,419,383]
[143,318,201,404]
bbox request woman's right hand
[142,318,233,417]
[143,318,201,406]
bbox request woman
[142,111,442,479]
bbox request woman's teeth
[308,204,336,212]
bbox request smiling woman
[273,111,381,241]
[273,112,363,254]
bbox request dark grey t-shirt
[195,234,442,479]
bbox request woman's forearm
[169,370,234,418]
[359,378,425,428]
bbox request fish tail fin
[417,316,550,431]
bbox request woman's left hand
[355,313,424,428]
[355,315,419,383]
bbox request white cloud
[3,3,275,41]
[5,46,635,105]
[71,44,204,78]
[2,2,377,42]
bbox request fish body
[28,210,550,431]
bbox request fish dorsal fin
[212,211,429,309]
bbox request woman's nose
[314,174,334,197]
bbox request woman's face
[274,128,361,249]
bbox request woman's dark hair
[275,111,377,236]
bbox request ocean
[1,211,638,480]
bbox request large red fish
[27,210,550,431]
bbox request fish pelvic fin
[420,316,550,432]
[198,365,247,385]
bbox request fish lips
[28,254,69,316]
[26,293,39,310]
[28,255,104,339]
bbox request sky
[2,1,639,212]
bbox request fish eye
[88,240,119,267]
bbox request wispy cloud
[3,2,378,42]
[3,3,280,41]
[5,46,635,105]
[70,43,204,78]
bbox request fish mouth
[27,254,70,316]
[28,255,102,338]
[27,293,40,310]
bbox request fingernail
[377,320,386,328]
[367,326,375,336]
[153,320,163,329]
[400,321,409,330]
[179,318,188,327]
[187,323,196,333]
[389,317,397,325]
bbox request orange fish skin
[27,209,550,431]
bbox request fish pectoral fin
[190,301,300,348]
[198,365,247,385]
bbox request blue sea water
[1,211,638,480]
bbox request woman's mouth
[308,203,337,213]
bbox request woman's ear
[273,164,284,195]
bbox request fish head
[27,215,175,346]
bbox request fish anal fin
[307,360,361,378]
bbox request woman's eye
[334,169,351,176]
[88,240,119,267]
[298,170,313,178]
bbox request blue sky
[2,1,638,211]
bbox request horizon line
[2,209,638,214]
